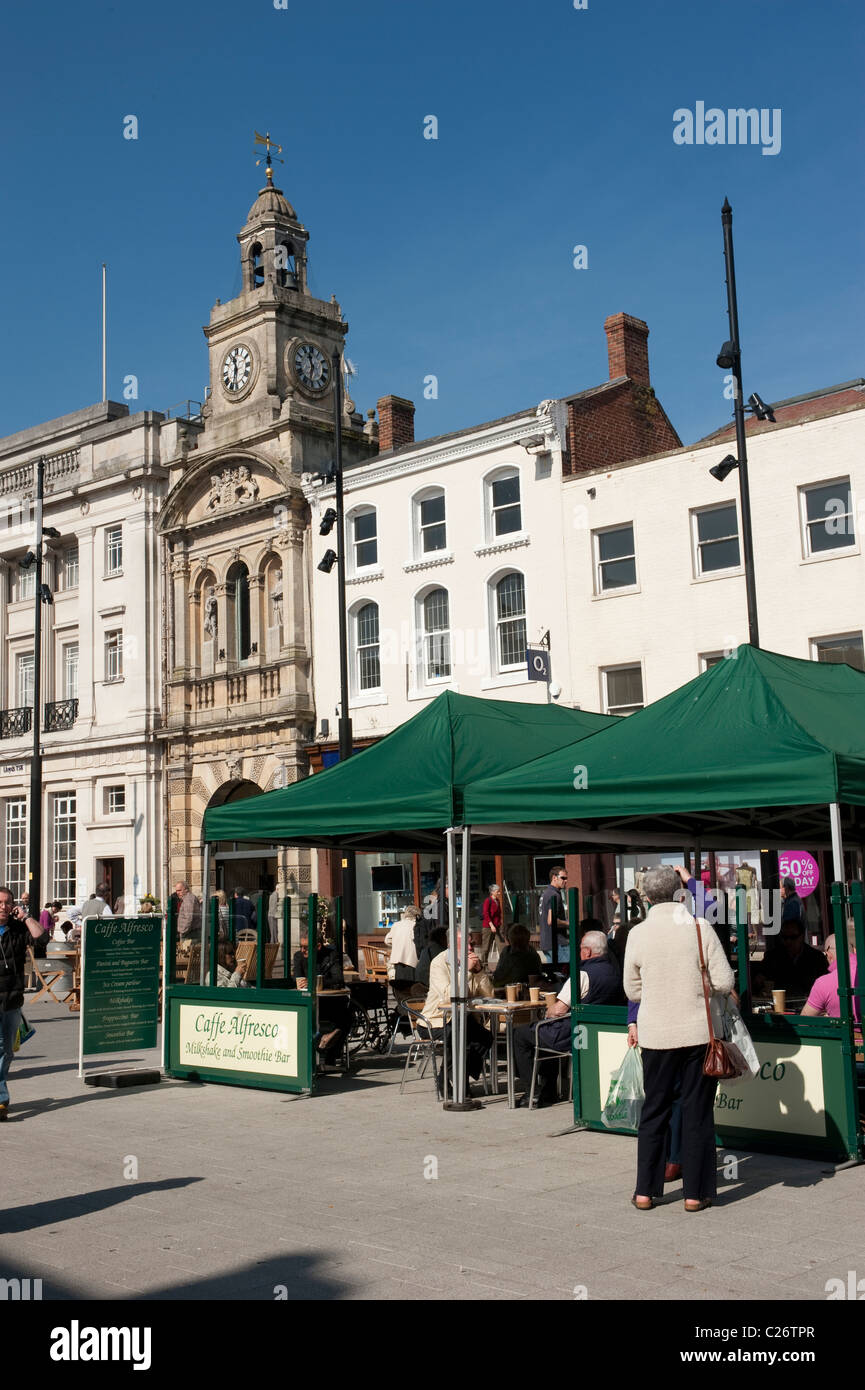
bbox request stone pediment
[160,454,295,531]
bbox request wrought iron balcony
[0,706,33,739]
[44,698,78,732]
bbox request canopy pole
[200,842,211,985]
[445,828,459,1102]
[616,853,625,932]
[458,824,471,1103]
[829,804,845,884]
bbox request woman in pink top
[801,922,860,1022]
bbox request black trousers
[636,1045,717,1201]
[513,1018,571,1096]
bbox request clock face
[222,344,253,394]
[293,342,330,393]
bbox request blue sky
[1,0,862,447]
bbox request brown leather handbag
[695,918,740,1080]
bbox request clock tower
[157,160,377,899]
[202,161,368,467]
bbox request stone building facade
[0,401,169,909]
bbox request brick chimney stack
[604,312,651,387]
[377,395,415,452]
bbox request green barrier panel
[164,984,315,1093]
[163,893,322,1094]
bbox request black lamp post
[716,198,762,649]
[330,349,357,959]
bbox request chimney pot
[604,312,651,387]
[377,395,415,452]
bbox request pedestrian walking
[624,864,734,1212]
[480,883,504,965]
[0,886,46,1119]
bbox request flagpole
[102,263,107,403]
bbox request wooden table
[441,999,548,1108]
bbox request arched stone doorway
[206,780,278,898]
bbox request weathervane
[253,130,284,183]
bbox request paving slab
[1,1000,862,1302]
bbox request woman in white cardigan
[385,905,422,993]
[624,864,734,1212]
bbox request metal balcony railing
[44,698,78,732]
[0,707,33,739]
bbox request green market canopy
[462,646,865,847]
[203,691,618,851]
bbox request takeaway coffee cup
[772,989,786,1014]
[506,984,519,1003]
[544,991,558,1009]
[529,986,541,1003]
[316,974,324,992]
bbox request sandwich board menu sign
[78,918,162,1075]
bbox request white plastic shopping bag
[601,1046,644,1130]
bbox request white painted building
[306,397,574,737]
[561,382,865,711]
[308,376,865,736]
[0,401,171,910]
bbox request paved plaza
[1,1001,862,1303]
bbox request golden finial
[253,130,284,184]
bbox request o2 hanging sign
[778,850,820,898]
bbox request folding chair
[528,1021,573,1106]
[25,948,64,1005]
[399,1002,441,1096]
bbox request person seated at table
[64,908,83,944]
[753,899,828,1000]
[422,934,493,1093]
[206,944,250,988]
[310,924,352,1064]
[801,920,860,1022]
[513,931,622,1107]
[493,924,543,987]
[416,926,447,988]
[292,932,310,988]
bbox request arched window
[493,572,526,672]
[354,602,381,692]
[276,240,297,288]
[485,468,522,541]
[226,561,251,662]
[250,242,263,290]
[349,506,378,574]
[412,488,447,558]
[420,588,451,682]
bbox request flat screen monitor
[371,864,406,893]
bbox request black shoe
[515,1094,538,1109]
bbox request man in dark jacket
[0,886,45,1119]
